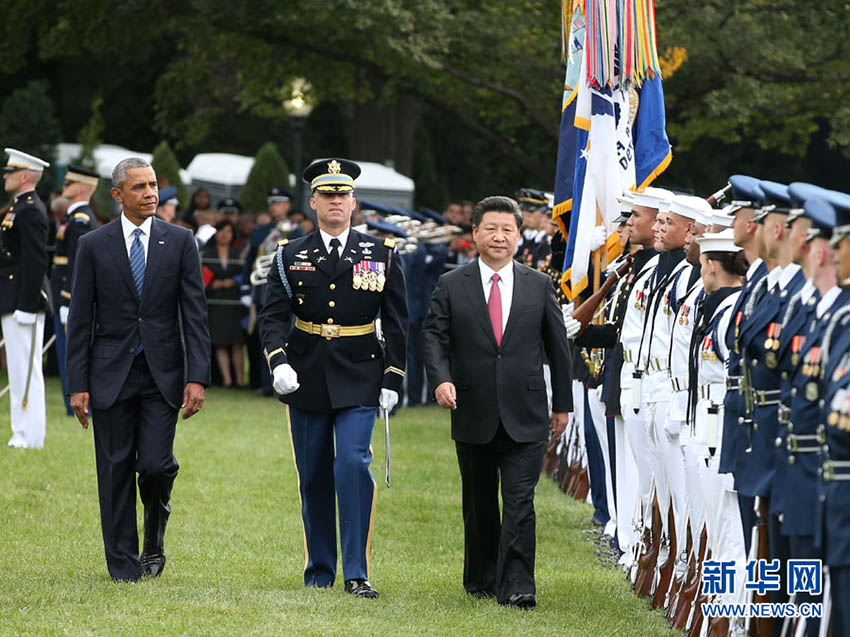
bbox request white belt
[670,376,688,392]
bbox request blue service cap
[827,189,850,246]
[787,182,829,227]
[420,206,449,224]
[389,204,428,222]
[800,196,836,242]
[365,218,408,238]
[359,199,394,215]
[158,186,178,204]
[217,197,243,213]
[752,181,791,223]
[727,175,764,212]
[267,187,292,203]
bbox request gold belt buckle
[320,324,341,340]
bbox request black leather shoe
[504,593,536,610]
[344,579,379,599]
[140,551,166,578]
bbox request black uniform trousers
[455,422,545,604]
[91,353,179,581]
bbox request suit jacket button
[129,347,135,354]
[497,354,502,360]
[138,317,143,323]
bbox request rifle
[571,257,634,336]
[706,183,733,208]
[651,504,677,610]
[746,497,774,637]
[674,526,707,631]
[635,495,661,598]
[742,358,756,452]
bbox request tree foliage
[0,79,62,195]
[151,141,189,206]
[241,142,290,213]
[74,95,104,171]
[1,0,848,203]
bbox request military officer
[719,175,768,553]
[51,165,99,416]
[0,148,50,448]
[817,190,850,636]
[259,158,408,598]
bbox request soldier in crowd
[1,148,50,448]
[51,165,99,417]
[259,158,408,598]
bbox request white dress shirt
[817,285,842,319]
[746,257,764,282]
[778,263,801,290]
[319,227,350,257]
[120,213,152,265]
[798,279,817,306]
[66,200,88,217]
[479,258,513,332]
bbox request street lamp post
[283,78,314,213]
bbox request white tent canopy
[55,142,191,185]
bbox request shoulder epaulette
[278,239,289,246]
[73,212,91,223]
[384,238,396,248]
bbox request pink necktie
[488,273,502,346]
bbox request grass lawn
[0,378,673,635]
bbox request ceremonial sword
[21,321,38,410]
[384,407,391,488]
[0,334,56,399]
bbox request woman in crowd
[202,219,246,388]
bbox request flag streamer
[554,0,671,300]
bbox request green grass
[0,378,674,635]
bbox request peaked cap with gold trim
[4,147,49,172]
[302,158,361,193]
[64,164,99,187]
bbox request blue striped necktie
[130,227,145,299]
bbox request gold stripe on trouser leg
[364,443,378,575]
[285,405,310,572]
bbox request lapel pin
[158,240,166,245]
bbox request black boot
[140,499,170,578]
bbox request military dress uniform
[259,159,408,593]
[51,166,99,416]
[1,149,50,448]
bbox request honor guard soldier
[52,165,100,416]
[816,190,850,636]
[1,148,50,448]
[718,175,768,552]
[259,158,409,598]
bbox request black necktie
[329,237,341,267]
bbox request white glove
[272,364,300,395]
[240,294,252,308]
[379,388,399,413]
[564,316,582,339]
[375,317,383,341]
[59,306,69,325]
[13,310,37,325]
[589,225,607,251]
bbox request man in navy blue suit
[66,157,211,582]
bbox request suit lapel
[500,262,528,346]
[104,219,139,302]
[462,260,498,350]
[140,218,167,307]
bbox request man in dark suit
[259,158,408,599]
[66,157,211,583]
[423,195,572,609]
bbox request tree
[240,142,290,213]
[0,80,61,195]
[151,141,189,206]
[74,95,104,171]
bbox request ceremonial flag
[632,74,672,191]
[552,1,586,236]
